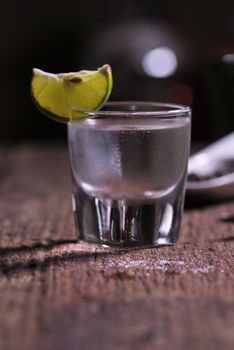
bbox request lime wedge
[31,64,113,122]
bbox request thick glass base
[72,188,184,248]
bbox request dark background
[0,0,234,142]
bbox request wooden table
[0,143,233,350]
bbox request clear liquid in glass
[68,116,190,247]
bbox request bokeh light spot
[222,53,234,63]
[167,83,193,106]
[142,47,178,78]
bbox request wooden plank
[0,144,233,350]
[0,142,76,249]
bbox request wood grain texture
[0,144,233,350]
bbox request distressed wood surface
[0,143,233,350]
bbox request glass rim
[70,101,191,118]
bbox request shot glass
[68,102,191,247]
